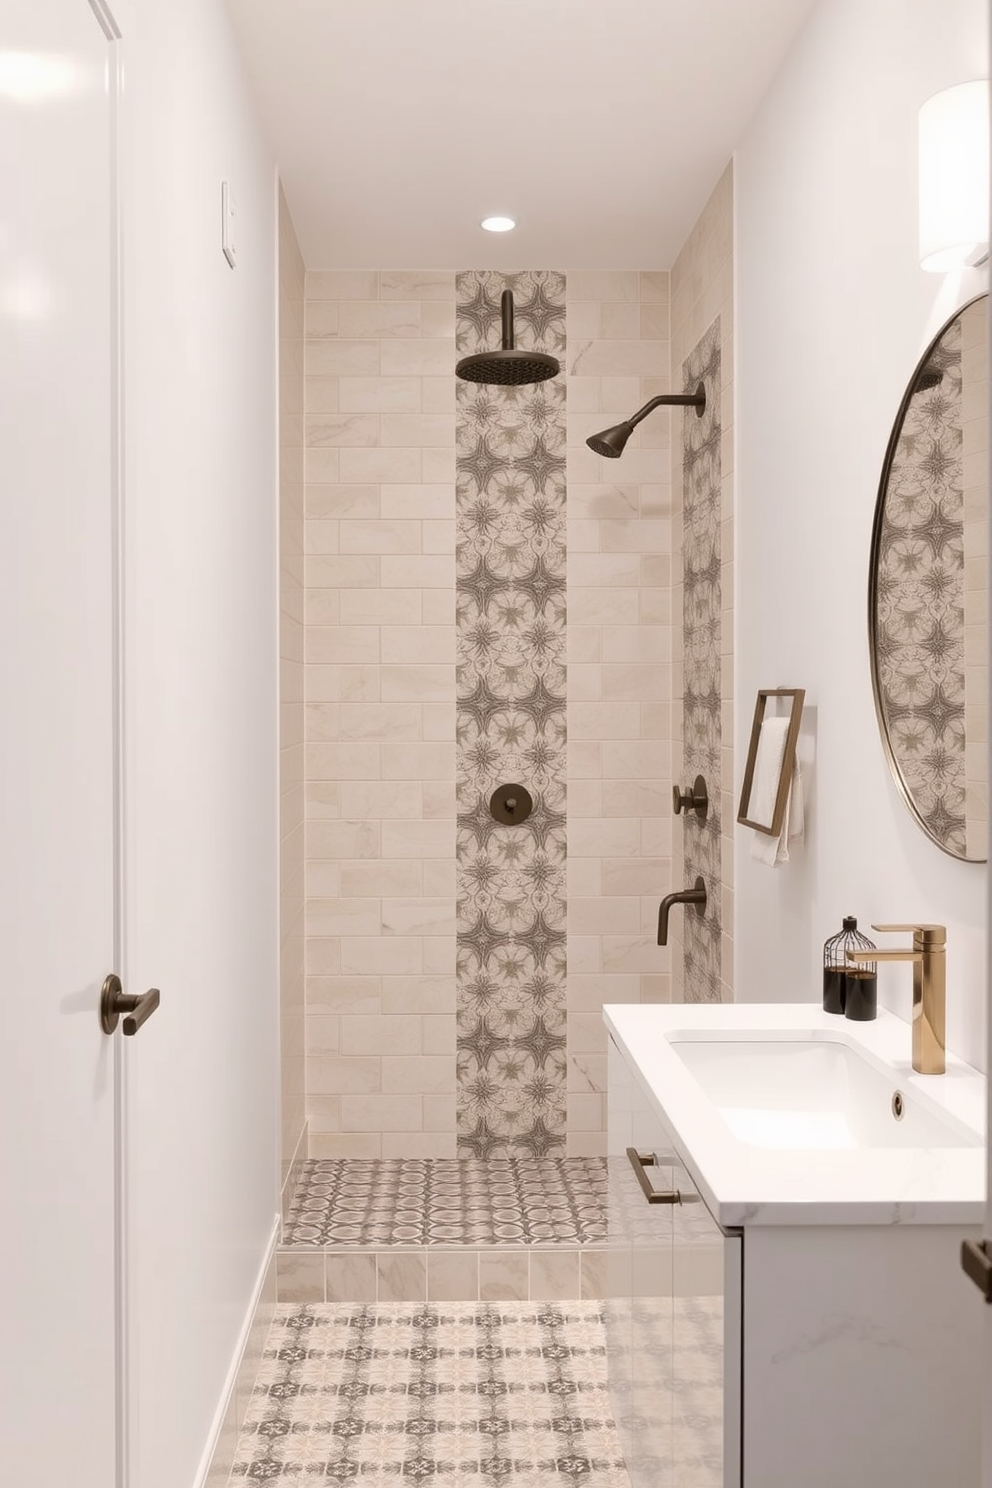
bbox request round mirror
[869,295,987,862]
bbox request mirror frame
[868,293,987,863]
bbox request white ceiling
[227,0,817,270]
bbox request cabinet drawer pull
[626,1146,681,1205]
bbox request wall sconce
[919,80,989,272]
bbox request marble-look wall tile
[565,269,672,1150]
[530,1248,582,1299]
[670,161,735,1004]
[279,186,306,1186]
[303,270,458,1151]
[426,1250,480,1301]
[275,1248,324,1303]
[455,270,568,1157]
[377,1251,427,1302]
[479,1250,530,1301]
[580,1247,608,1301]
[325,1252,377,1303]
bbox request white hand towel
[748,716,804,866]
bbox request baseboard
[194,1212,280,1488]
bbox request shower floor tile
[284,1155,608,1248]
[231,1300,631,1487]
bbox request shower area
[276,175,735,1305]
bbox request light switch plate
[221,180,236,268]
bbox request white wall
[735,0,987,1067]
[117,1,280,1483]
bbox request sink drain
[892,1091,905,1120]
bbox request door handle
[100,973,161,1036]
[626,1147,682,1205]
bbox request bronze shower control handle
[100,973,161,1036]
[672,775,709,820]
[489,783,534,825]
[657,877,707,945]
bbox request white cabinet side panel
[743,1225,981,1488]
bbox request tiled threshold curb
[275,1242,608,1304]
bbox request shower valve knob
[672,775,709,820]
[489,783,534,825]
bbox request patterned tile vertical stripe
[682,319,722,1001]
[876,319,966,855]
[455,270,568,1155]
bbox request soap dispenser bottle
[823,917,876,1017]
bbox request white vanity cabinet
[606,1011,984,1488]
[607,1036,741,1487]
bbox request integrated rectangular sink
[668,1036,981,1151]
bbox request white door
[0,0,123,1484]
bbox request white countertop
[604,1002,986,1227]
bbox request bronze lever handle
[871,922,946,944]
[847,922,948,965]
[100,973,161,1036]
[657,876,707,945]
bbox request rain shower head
[586,385,707,458]
[455,289,560,386]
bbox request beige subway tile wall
[279,187,306,1192]
[670,163,735,1003]
[565,270,673,1156]
[304,270,458,1159]
[302,266,678,1156]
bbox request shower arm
[628,387,706,428]
[500,289,514,349]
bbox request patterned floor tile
[283,1156,608,1248]
[231,1301,631,1486]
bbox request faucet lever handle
[872,923,946,944]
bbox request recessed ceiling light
[481,216,516,233]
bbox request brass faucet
[846,923,946,1074]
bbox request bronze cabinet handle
[625,1147,682,1205]
[100,973,161,1036]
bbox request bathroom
[3,0,988,1484]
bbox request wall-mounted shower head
[913,364,944,393]
[586,384,706,458]
[586,421,637,459]
[456,289,560,386]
